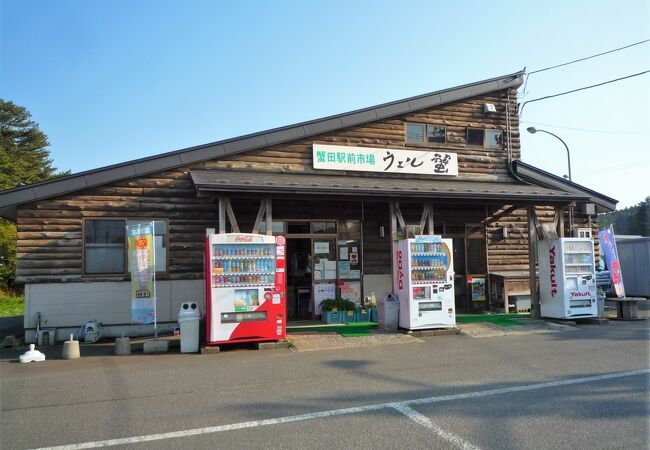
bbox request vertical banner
[598,226,625,298]
[127,223,156,324]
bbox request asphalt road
[1,319,648,450]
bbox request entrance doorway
[286,238,312,321]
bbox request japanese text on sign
[313,144,458,176]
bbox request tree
[598,197,650,237]
[0,99,70,293]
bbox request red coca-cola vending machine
[205,232,286,345]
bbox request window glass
[466,128,484,146]
[258,220,284,234]
[406,123,425,143]
[485,130,503,148]
[312,221,337,234]
[427,125,446,143]
[84,220,125,274]
[338,220,361,238]
[126,220,167,272]
[287,221,310,234]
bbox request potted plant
[338,299,358,323]
[364,297,378,322]
[320,299,341,324]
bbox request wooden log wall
[16,169,218,283]
[204,88,521,182]
[14,86,539,284]
[486,206,599,274]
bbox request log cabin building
[0,71,617,342]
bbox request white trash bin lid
[178,302,201,320]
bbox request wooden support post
[394,202,406,236]
[224,199,240,233]
[389,201,397,294]
[252,200,267,234]
[218,197,226,234]
[528,205,540,319]
[419,204,430,235]
[265,199,273,236]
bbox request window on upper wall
[84,219,125,274]
[466,128,503,148]
[83,219,167,275]
[405,123,446,145]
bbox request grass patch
[0,296,24,317]
[456,314,526,327]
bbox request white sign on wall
[313,144,458,176]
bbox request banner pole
[152,221,158,340]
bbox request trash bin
[178,302,201,353]
[378,294,399,331]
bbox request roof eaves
[0,70,525,215]
[514,160,618,211]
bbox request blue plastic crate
[322,311,342,324]
[370,308,378,322]
[341,310,356,323]
[356,309,370,322]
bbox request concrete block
[114,337,131,355]
[1,335,21,348]
[200,345,221,354]
[256,342,277,350]
[143,339,170,354]
[62,340,80,360]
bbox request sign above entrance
[313,144,458,176]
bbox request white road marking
[392,403,482,450]
[32,369,649,450]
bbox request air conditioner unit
[581,203,596,215]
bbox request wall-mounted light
[483,103,497,114]
[379,225,385,238]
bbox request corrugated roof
[513,161,617,212]
[0,71,524,219]
[190,169,588,203]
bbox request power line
[519,70,650,116]
[529,39,649,75]
[522,39,650,94]
[520,121,650,135]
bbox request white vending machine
[538,237,597,319]
[394,235,455,330]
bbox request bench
[606,297,647,320]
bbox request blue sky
[1,0,649,208]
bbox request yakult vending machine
[538,237,597,319]
[394,236,455,330]
[205,233,286,345]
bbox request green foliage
[0,295,24,317]
[0,220,16,292]
[598,197,649,236]
[319,298,357,312]
[0,99,70,189]
[0,99,70,291]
